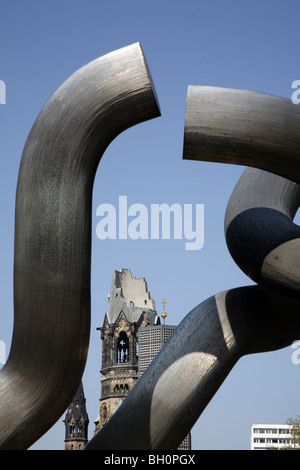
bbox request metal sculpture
[1,42,299,450]
[0,43,160,450]
[85,86,300,450]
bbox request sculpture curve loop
[0,43,160,450]
[86,86,300,450]
[225,167,300,296]
[184,85,300,297]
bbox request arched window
[116,331,129,363]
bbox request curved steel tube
[0,43,160,450]
[183,86,300,184]
[183,85,300,297]
[86,286,300,450]
[86,85,300,450]
[225,168,300,296]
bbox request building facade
[94,269,160,434]
[63,269,191,449]
[138,324,191,450]
[251,424,297,450]
[64,382,89,450]
[138,324,177,376]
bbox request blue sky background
[0,0,299,450]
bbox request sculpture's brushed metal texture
[225,167,300,296]
[86,85,300,450]
[183,86,300,184]
[183,85,300,296]
[86,286,300,450]
[0,43,160,450]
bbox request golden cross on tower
[161,298,167,323]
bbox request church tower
[64,382,89,450]
[94,269,160,434]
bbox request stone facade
[64,382,89,450]
[94,269,160,434]
[64,269,190,449]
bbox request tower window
[116,331,129,363]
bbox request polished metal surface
[86,86,300,450]
[0,43,160,450]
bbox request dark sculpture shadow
[226,207,300,296]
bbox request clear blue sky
[0,0,299,450]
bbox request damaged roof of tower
[106,269,158,324]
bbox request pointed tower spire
[64,381,89,450]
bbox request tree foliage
[286,416,300,449]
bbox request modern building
[251,424,297,450]
[138,323,176,376]
[139,318,191,450]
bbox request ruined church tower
[64,382,89,450]
[94,269,160,434]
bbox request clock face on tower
[100,402,108,425]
